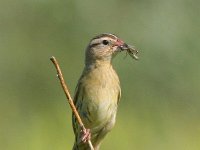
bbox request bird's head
[85,33,138,66]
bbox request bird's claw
[81,128,91,143]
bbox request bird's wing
[72,80,83,135]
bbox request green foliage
[1,0,200,149]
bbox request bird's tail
[72,141,92,150]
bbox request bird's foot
[81,128,91,143]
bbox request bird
[72,33,138,150]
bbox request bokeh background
[1,0,200,150]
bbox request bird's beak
[119,43,139,60]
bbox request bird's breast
[81,65,120,127]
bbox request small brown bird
[72,33,138,150]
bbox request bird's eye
[102,40,109,45]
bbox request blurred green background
[1,0,200,150]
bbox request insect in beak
[119,43,139,60]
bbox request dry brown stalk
[50,56,94,150]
